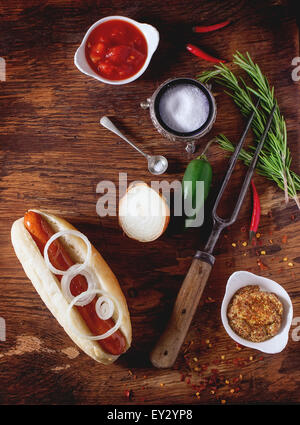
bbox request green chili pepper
[182,153,212,228]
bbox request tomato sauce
[85,19,148,81]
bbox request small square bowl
[221,271,293,354]
[74,15,159,85]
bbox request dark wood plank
[0,0,299,405]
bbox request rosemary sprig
[198,51,300,209]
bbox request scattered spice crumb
[282,235,288,244]
[51,364,71,372]
[257,259,269,270]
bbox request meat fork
[150,99,276,368]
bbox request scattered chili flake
[258,356,264,361]
[234,387,240,393]
[257,259,269,270]
[282,234,288,244]
[267,211,273,218]
[206,296,216,303]
[291,215,295,221]
[241,226,247,233]
[124,389,133,399]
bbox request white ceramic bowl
[221,271,293,354]
[74,16,159,85]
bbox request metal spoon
[100,116,168,175]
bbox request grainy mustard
[227,285,283,342]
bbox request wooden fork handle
[150,252,215,368]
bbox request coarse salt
[158,84,210,133]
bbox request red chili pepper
[186,43,225,63]
[192,20,230,33]
[249,179,261,242]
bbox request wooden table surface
[0,0,300,405]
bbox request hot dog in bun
[11,210,132,364]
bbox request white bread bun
[11,210,131,364]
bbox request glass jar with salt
[141,78,216,153]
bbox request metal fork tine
[212,98,260,221]
[204,100,276,255]
[227,103,276,225]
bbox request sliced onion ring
[61,265,96,306]
[66,289,123,340]
[43,229,91,276]
[95,296,114,320]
